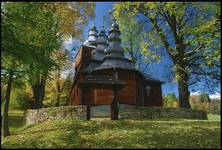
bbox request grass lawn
[1,110,221,149]
[207,113,221,122]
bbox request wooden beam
[80,87,90,121]
[86,104,91,121]
[111,89,119,120]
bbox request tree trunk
[178,80,191,108]
[176,67,191,108]
[2,70,13,137]
[56,78,61,107]
[56,95,60,107]
[32,76,46,109]
[111,89,119,120]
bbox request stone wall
[119,104,207,120]
[25,105,208,125]
[25,106,86,125]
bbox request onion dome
[104,19,124,58]
[93,19,135,71]
[91,24,108,62]
[81,24,108,74]
[83,24,98,47]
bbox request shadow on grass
[12,126,71,135]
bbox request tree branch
[184,43,204,57]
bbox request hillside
[1,111,221,149]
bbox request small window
[145,86,151,96]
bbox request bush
[200,93,211,103]
[163,93,179,108]
[44,92,68,107]
[208,99,221,115]
[191,103,199,110]
[9,88,32,110]
[190,93,211,104]
[190,99,220,115]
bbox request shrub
[208,99,221,115]
[44,92,68,107]
[9,88,32,110]
[199,93,211,103]
[163,93,179,108]
[191,103,199,110]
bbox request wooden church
[69,20,164,120]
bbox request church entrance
[79,75,125,120]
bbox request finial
[113,18,116,23]
[101,16,105,30]
[91,23,96,29]
[112,18,119,29]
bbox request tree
[46,49,73,107]
[1,2,95,136]
[23,2,95,109]
[113,2,221,108]
[1,2,39,136]
[164,93,179,107]
[199,93,211,103]
[113,12,160,71]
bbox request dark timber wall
[70,45,163,107]
[70,68,163,107]
[144,82,163,106]
[92,69,143,105]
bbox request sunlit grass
[207,113,221,122]
[1,110,221,149]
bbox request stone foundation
[119,104,207,120]
[25,106,86,125]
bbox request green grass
[7,110,25,131]
[208,113,221,122]
[1,110,221,149]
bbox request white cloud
[190,91,201,95]
[190,91,221,100]
[209,92,221,100]
[63,38,82,51]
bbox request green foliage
[163,93,179,108]
[199,93,211,103]
[1,2,95,109]
[190,94,220,114]
[113,2,221,107]
[190,93,211,103]
[44,50,73,107]
[9,87,32,110]
[113,9,161,70]
[209,99,221,115]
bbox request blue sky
[64,2,220,97]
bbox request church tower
[83,24,98,47]
[94,19,135,72]
[82,24,108,74]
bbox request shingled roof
[93,19,135,71]
[81,25,108,74]
[139,71,164,83]
[81,20,163,84]
[83,24,98,47]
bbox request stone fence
[25,106,86,125]
[25,105,207,125]
[119,104,207,120]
